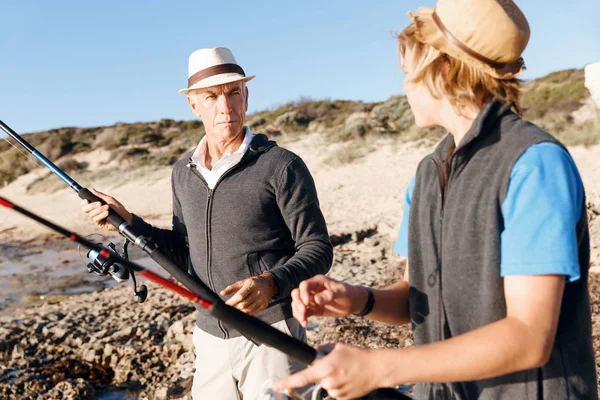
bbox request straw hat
[407,0,530,79]
[179,47,255,95]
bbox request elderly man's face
[187,81,249,140]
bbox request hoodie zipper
[187,152,258,339]
[188,165,227,337]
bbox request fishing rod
[0,118,291,350]
[0,195,412,400]
[0,121,220,300]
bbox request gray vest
[408,101,597,399]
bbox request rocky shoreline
[2,201,600,399]
[0,231,411,400]
[2,225,600,399]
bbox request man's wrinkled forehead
[189,81,245,96]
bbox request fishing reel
[79,235,148,303]
[258,386,413,400]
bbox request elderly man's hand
[80,188,133,231]
[220,272,278,315]
[272,343,388,400]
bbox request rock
[166,318,195,352]
[103,343,115,358]
[110,353,119,366]
[154,386,169,400]
[46,312,66,322]
[11,345,24,360]
[93,329,108,339]
[113,326,136,340]
[35,322,48,334]
[52,327,68,340]
[70,337,83,348]
[83,349,97,363]
[363,237,380,247]
[42,378,96,400]
[166,319,185,339]
[588,201,600,222]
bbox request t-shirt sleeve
[394,175,416,257]
[500,142,583,282]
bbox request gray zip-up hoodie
[408,101,596,399]
[132,133,333,338]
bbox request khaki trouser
[192,319,306,400]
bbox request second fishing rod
[0,183,413,400]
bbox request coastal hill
[1,68,597,189]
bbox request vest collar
[432,100,513,162]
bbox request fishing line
[1,136,47,172]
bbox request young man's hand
[289,275,368,327]
[221,272,278,315]
[273,343,389,400]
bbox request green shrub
[0,149,29,182]
[274,111,312,128]
[56,157,86,173]
[522,69,588,120]
[182,120,203,131]
[370,96,413,134]
[555,115,600,147]
[248,116,266,129]
[125,147,150,157]
[159,118,176,129]
[0,171,16,185]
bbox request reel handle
[134,284,148,303]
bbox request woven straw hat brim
[408,8,526,80]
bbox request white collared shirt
[190,126,254,189]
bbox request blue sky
[1,0,599,134]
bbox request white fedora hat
[178,47,255,95]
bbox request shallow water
[0,240,168,315]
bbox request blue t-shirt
[394,142,583,282]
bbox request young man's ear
[441,59,451,88]
[442,59,450,81]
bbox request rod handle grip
[78,188,126,229]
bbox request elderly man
[82,47,333,399]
